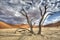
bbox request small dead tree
[37,4,49,34]
[20,8,34,34]
[37,1,57,34]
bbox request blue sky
[44,11,60,25]
[48,11,60,20]
[0,0,60,25]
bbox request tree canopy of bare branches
[6,0,60,35]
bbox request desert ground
[0,27,60,40]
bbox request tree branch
[42,4,48,17]
[39,4,48,25]
[20,11,26,16]
[39,7,42,16]
[41,13,54,25]
[19,8,27,16]
[22,8,28,16]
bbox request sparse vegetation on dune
[0,27,60,40]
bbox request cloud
[0,0,60,25]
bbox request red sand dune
[0,21,60,29]
[13,24,30,28]
[0,21,35,29]
[0,21,12,29]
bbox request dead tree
[37,3,55,34]
[38,4,47,34]
[24,0,59,35]
[20,8,34,34]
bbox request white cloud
[54,16,60,21]
[14,11,21,17]
[0,0,60,25]
[20,0,25,4]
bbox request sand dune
[0,21,12,29]
[0,21,60,29]
[0,21,30,29]
[44,21,60,27]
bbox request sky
[0,0,60,25]
[44,11,60,25]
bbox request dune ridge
[0,21,60,29]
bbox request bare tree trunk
[37,17,43,35]
[38,24,41,34]
[26,15,34,34]
[20,8,34,34]
[28,21,34,34]
[29,23,34,34]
